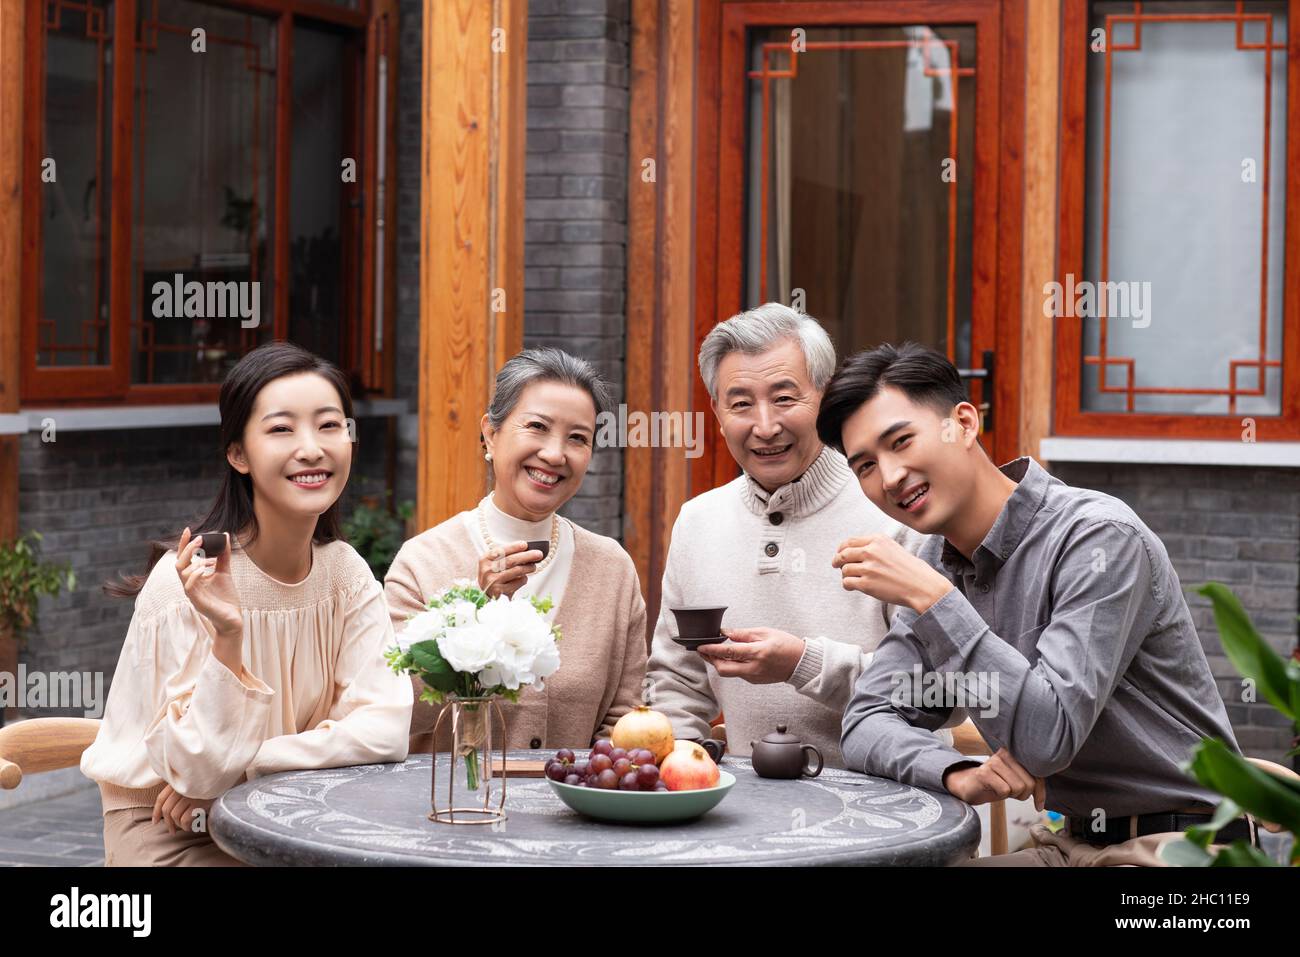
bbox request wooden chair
[0,717,101,790]
[951,718,1009,855]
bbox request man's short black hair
[816,342,968,453]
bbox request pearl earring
[485,451,493,462]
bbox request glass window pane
[130,0,277,385]
[1082,1,1286,416]
[745,24,976,367]
[289,23,349,369]
[38,0,114,368]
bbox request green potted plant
[341,490,415,580]
[1161,583,1300,866]
[0,531,76,726]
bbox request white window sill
[1,399,408,435]
[1040,436,1300,468]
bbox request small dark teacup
[670,606,727,640]
[197,532,228,557]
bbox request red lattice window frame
[20,0,397,406]
[1055,0,1300,440]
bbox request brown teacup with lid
[750,724,823,779]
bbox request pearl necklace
[477,500,561,574]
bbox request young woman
[82,342,412,866]
[385,348,648,754]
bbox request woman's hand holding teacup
[176,528,247,681]
[478,540,544,599]
[176,528,242,636]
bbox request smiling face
[840,384,982,536]
[711,338,824,492]
[227,371,352,525]
[482,379,597,521]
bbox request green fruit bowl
[547,770,736,823]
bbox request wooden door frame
[1,0,25,547]
[415,0,527,534]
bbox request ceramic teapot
[749,724,823,779]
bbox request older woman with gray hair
[645,302,953,770]
[385,348,648,754]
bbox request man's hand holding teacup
[697,627,805,684]
[833,534,954,614]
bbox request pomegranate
[670,739,710,761]
[660,747,720,791]
[611,706,675,764]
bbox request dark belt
[1067,810,1257,847]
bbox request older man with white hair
[646,303,954,768]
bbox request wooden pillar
[417,0,526,532]
[1019,0,1061,462]
[625,0,697,634]
[0,0,24,544]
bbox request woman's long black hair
[105,341,355,598]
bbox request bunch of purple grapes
[545,740,669,791]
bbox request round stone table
[210,750,980,866]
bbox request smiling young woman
[83,341,413,866]
[385,348,649,756]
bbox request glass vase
[429,695,507,825]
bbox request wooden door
[692,0,1024,496]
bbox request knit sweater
[81,540,414,814]
[645,445,955,768]
[384,513,648,753]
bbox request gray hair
[697,302,837,402]
[484,347,614,433]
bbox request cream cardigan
[384,513,648,753]
[81,540,414,813]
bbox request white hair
[697,302,837,402]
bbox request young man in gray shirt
[815,342,1253,866]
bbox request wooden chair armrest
[951,718,991,757]
[0,717,102,789]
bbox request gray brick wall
[14,421,390,718]
[394,0,422,517]
[1051,461,1300,765]
[523,0,629,540]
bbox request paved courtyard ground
[0,784,103,867]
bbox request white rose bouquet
[385,580,563,792]
[384,579,563,705]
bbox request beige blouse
[385,514,648,753]
[81,540,413,813]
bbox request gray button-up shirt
[841,456,1239,817]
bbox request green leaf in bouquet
[409,639,460,693]
[1195,583,1294,720]
[1184,738,1300,836]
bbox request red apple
[660,747,720,791]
